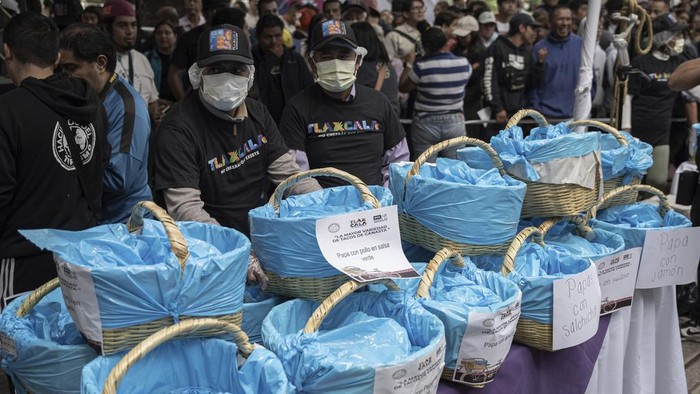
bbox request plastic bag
[489,124,601,182]
[389,159,526,245]
[262,290,445,393]
[243,287,285,344]
[590,203,692,248]
[519,219,625,261]
[249,185,393,278]
[0,288,97,394]
[21,220,249,331]
[472,243,591,323]
[600,131,652,183]
[81,339,294,394]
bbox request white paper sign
[636,227,700,289]
[55,257,103,350]
[373,335,446,394]
[452,295,521,385]
[593,248,641,315]
[316,206,419,282]
[552,264,601,350]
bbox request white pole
[573,0,602,121]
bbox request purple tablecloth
[437,314,611,394]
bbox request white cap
[452,15,479,37]
[478,11,497,25]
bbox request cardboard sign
[452,296,521,386]
[55,257,103,350]
[373,335,446,394]
[636,227,700,289]
[593,248,641,315]
[316,206,419,282]
[552,264,601,350]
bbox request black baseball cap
[197,24,253,67]
[653,13,687,34]
[509,13,541,35]
[309,19,358,51]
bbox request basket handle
[505,109,549,129]
[302,279,400,334]
[501,227,545,276]
[269,168,380,214]
[102,318,255,394]
[415,248,465,299]
[537,216,597,242]
[15,278,60,318]
[567,120,628,147]
[404,136,506,196]
[587,184,669,221]
[126,201,190,275]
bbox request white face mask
[669,39,684,56]
[200,72,251,111]
[314,58,358,92]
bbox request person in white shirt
[180,0,206,32]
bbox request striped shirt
[409,52,472,115]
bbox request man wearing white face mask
[153,24,320,238]
[626,13,695,191]
[279,19,409,188]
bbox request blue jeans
[411,112,466,160]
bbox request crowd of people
[1,0,700,347]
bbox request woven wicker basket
[587,184,670,222]
[101,318,255,394]
[398,136,515,255]
[500,226,558,351]
[568,119,641,208]
[262,168,380,301]
[504,110,601,218]
[81,201,244,355]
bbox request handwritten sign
[373,335,445,394]
[552,263,601,350]
[593,248,641,315]
[316,206,419,282]
[636,227,700,289]
[452,296,521,386]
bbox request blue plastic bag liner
[389,159,526,245]
[262,290,446,393]
[243,287,285,344]
[488,124,601,184]
[81,339,294,394]
[249,185,393,278]
[600,131,652,183]
[519,219,625,261]
[0,287,97,394]
[590,203,692,248]
[472,244,591,324]
[20,220,249,349]
[394,257,521,374]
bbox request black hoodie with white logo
[0,73,108,258]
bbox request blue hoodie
[529,33,583,118]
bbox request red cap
[102,0,135,19]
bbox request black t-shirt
[629,51,692,146]
[153,93,288,236]
[264,52,285,124]
[279,83,405,187]
[355,60,400,116]
[157,50,175,102]
[171,25,206,87]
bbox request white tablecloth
[586,286,686,394]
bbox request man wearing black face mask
[153,24,320,237]
[279,19,408,188]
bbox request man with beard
[482,13,544,130]
[250,14,314,124]
[103,0,160,116]
[529,5,582,118]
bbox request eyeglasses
[410,5,426,12]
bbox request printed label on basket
[552,263,601,351]
[593,248,641,315]
[0,332,16,357]
[373,334,445,394]
[316,205,419,282]
[55,258,103,349]
[452,295,521,385]
[636,227,700,289]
